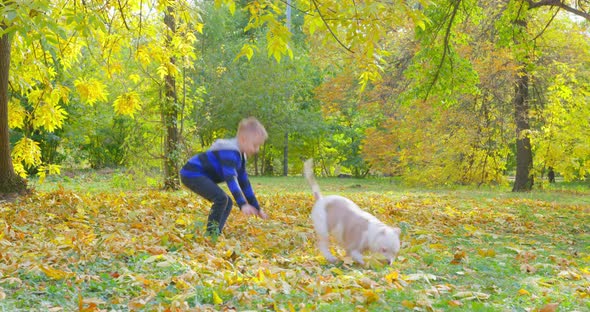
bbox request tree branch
[310,0,354,54]
[532,6,559,41]
[424,0,461,100]
[526,0,590,21]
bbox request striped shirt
[180,139,260,210]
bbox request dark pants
[180,175,233,235]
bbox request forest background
[1,0,589,193]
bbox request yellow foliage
[8,98,26,129]
[31,101,68,132]
[12,137,42,168]
[74,78,109,105]
[13,162,26,179]
[157,65,169,80]
[266,20,292,62]
[37,164,62,184]
[235,44,256,61]
[136,46,153,65]
[113,91,142,118]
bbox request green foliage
[3,0,589,189]
[190,2,324,175]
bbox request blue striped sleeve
[217,151,240,180]
[216,151,247,208]
[226,176,247,208]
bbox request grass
[2,171,589,311]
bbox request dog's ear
[393,227,401,235]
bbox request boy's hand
[257,209,269,219]
[241,204,268,219]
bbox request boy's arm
[237,168,260,210]
[225,177,248,209]
[220,151,248,209]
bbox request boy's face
[238,132,266,157]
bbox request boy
[180,117,269,237]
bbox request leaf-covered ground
[1,178,589,311]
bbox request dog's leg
[317,235,337,263]
[312,203,337,263]
[348,249,365,265]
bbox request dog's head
[373,226,401,265]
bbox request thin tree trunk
[283,131,288,176]
[0,30,26,195]
[163,5,180,190]
[512,67,533,192]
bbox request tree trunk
[0,29,27,196]
[512,67,533,192]
[283,131,288,176]
[162,5,180,190]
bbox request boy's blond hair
[237,117,268,139]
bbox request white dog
[304,159,401,265]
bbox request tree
[163,4,180,190]
[0,1,202,195]
[510,0,589,191]
[0,18,26,195]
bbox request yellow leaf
[463,224,478,233]
[401,300,415,308]
[518,289,530,296]
[384,270,400,283]
[40,266,75,280]
[234,44,255,61]
[74,78,109,105]
[195,22,204,33]
[478,249,496,257]
[363,289,380,304]
[113,91,142,118]
[175,216,188,225]
[429,243,446,250]
[157,65,168,80]
[330,267,344,276]
[212,290,223,304]
[129,74,141,84]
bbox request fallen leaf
[404,272,438,282]
[453,291,490,300]
[517,288,530,296]
[477,249,496,257]
[451,250,466,264]
[363,289,380,304]
[40,266,75,280]
[384,271,400,284]
[538,303,559,312]
[448,300,462,307]
[213,290,223,304]
[520,264,537,274]
[401,300,415,309]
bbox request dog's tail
[304,158,322,200]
